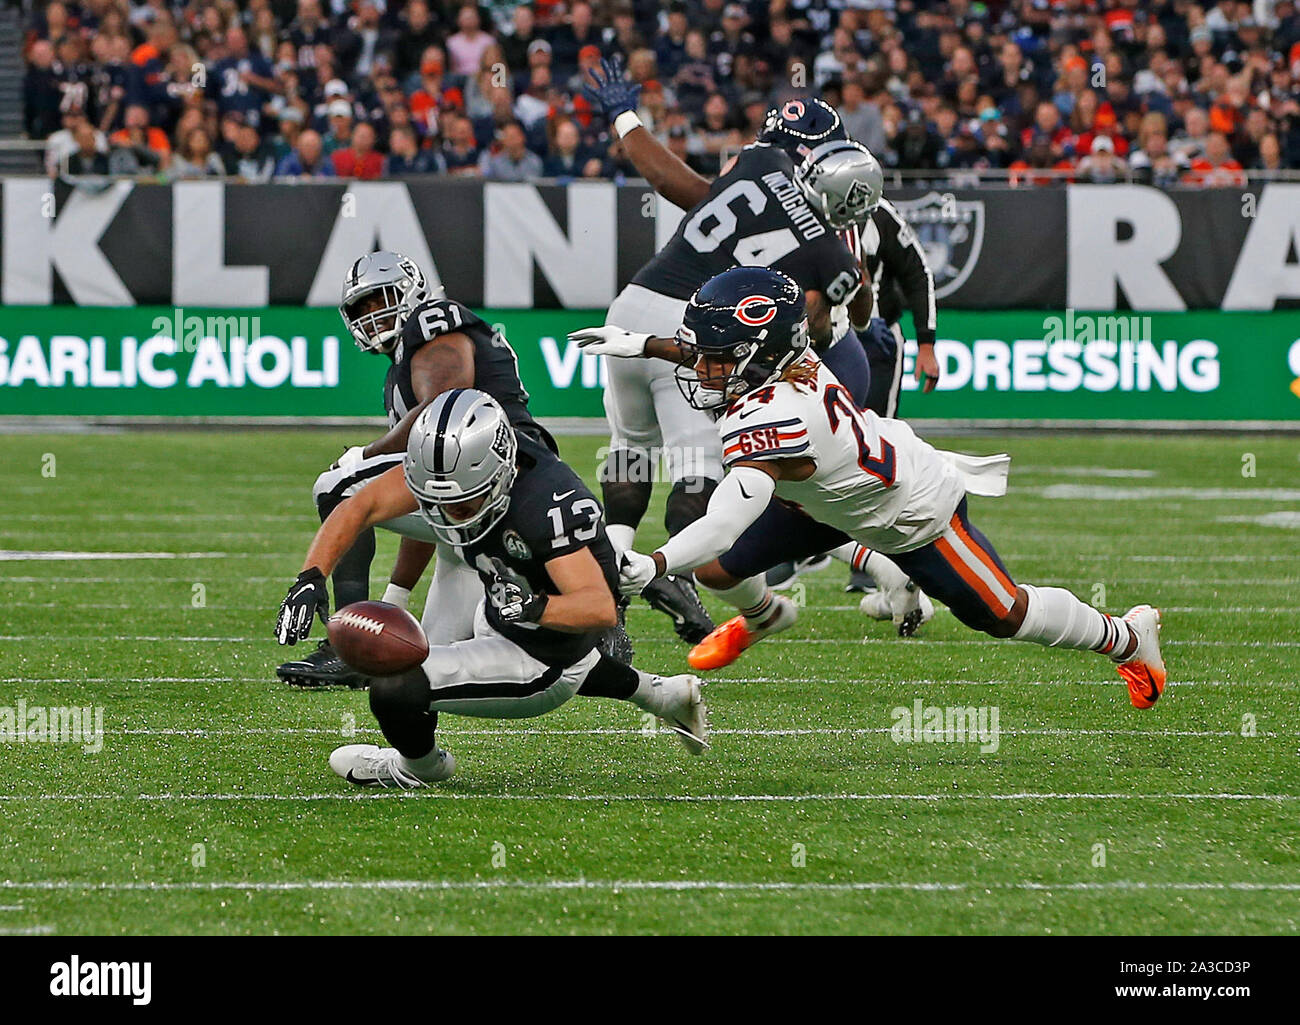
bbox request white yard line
[0,925,55,935]
[92,726,1268,739]
[1,792,1295,803]
[0,879,1296,895]
[2,636,1297,646]
[0,551,228,561]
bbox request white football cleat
[860,580,934,637]
[655,674,709,755]
[329,744,456,788]
[1115,604,1166,709]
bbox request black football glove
[276,567,330,645]
[486,557,549,625]
[582,55,641,120]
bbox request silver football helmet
[405,389,517,546]
[796,140,884,229]
[339,250,439,354]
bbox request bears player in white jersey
[585,267,1167,710]
[581,58,876,640]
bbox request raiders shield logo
[892,192,986,300]
[503,529,531,561]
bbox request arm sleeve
[877,200,938,347]
[654,465,776,575]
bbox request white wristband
[613,110,643,139]
[381,583,411,611]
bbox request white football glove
[568,325,650,359]
[333,446,367,472]
[617,550,659,596]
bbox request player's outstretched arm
[570,327,691,365]
[583,55,710,211]
[361,333,476,458]
[301,465,417,579]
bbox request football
[327,601,429,677]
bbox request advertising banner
[3,178,1299,311]
[1,306,1297,423]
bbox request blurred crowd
[21,0,1300,185]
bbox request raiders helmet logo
[734,295,778,327]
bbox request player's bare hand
[915,344,941,393]
[617,550,659,596]
[569,326,650,359]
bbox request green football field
[1,428,1297,935]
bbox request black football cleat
[276,640,370,689]
[641,574,715,645]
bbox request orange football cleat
[688,616,756,671]
[1116,605,1166,709]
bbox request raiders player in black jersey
[277,250,557,689]
[274,390,707,787]
[582,63,876,651]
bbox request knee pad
[664,476,718,536]
[599,449,654,527]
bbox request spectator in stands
[542,117,600,178]
[501,5,543,73]
[386,124,445,175]
[551,1,602,80]
[839,77,888,155]
[1076,134,1128,184]
[23,40,63,141]
[1130,114,1188,188]
[1184,131,1246,186]
[44,109,107,177]
[687,91,741,176]
[321,99,354,154]
[396,1,444,80]
[441,113,483,175]
[225,122,277,182]
[108,105,171,175]
[275,129,335,178]
[480,119,544,180]
[446,4,496,77]
[332,121,384,179]
[65,120,110,176]
[168,127,225,179]
[210,27,277,130]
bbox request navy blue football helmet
[675,267,810,410]
[758,97,848,161]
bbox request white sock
[828,541,864,567]
[606,523,636,555]
[629,669,666,714]
[400,746,447,778]
[381,583,411,610]
[863,550,910,591]
[1014,584,1134,658]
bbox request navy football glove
[487,557,549,625]
[276,567,330,645]
[583,55,641,120]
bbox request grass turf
[0,429,1297,935]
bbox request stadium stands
[14,0,1300,183]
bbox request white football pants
[602,284,724,483]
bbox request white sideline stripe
[0,551,228,561]
[0,925,55,935]
[2,677,1290,688]
[101,726,1268,739]
[1030,485,1300,502]
[1014,466,1158,479]
[0,879,1296,895]
[2,792,1295,803]
[0,905,23,911]
[3,636,1297,647]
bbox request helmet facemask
[340,253,432,354]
